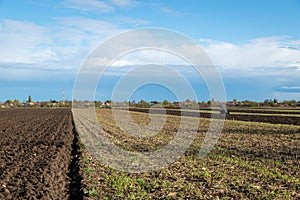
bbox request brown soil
[196,107,300,115]
[228,109,300,115]
[0,108,83,199]
[127,108,300,125]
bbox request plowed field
[1,108,299,199]
[127,108,300,125]
[0,108,83,199]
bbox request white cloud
[281,86,300,90]
[0,17,125,80]
[199,36,300,71]
[63,0,115,13]
[0,19,77,71]
[62,0,140,13]
[80,50,187,74]
[109,0,139,7]
[55,17,122,37]
[0,19,49,63]
[116,16,149,26]
[160,7,183,16]
[2,15,299,84]
[81,49,206,81]
[113,50,186,66]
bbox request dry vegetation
[79,108,300,199]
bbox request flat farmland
[0,108,299,199]
[79,108,300,199]
[0,108,82,199]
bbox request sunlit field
[79,108,300,199]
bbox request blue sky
[0,0,300,102]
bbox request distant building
[226,101,236,107]
[4,102,14,107]
[99,102,105,108]
[47,102,57,107]
[23,102,39,107]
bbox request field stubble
[1,108,298,199]
[79,108,300,199]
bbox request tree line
[1,97,299,108]
[97,98,300,108]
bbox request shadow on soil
[68,120,84,200]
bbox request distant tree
[13,99,19,106]
[131,100,136,106]
[172,101,180,108]
[288,100,297,106]
[105,100,112,104]
[64,101,72,107]
[211,98,215,105]
[94,101,101,107]
[198,101,207,107]
[207,98,215,106]
[137,100,149,108]
[250,101,259,107]
[4,100,12,105]
[233,99,238,105]
[50,99,57,103]
[272,99,279,106]
[207,100,212,106]
[242,100,251,106]
[162,99,170,106]
[28,95,32,103]
[263,99,270,106]
[150,100,159,105]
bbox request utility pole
[62,88,65,105]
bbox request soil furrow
[0,108,84,199]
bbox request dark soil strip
[68,119,84,200]
[125,108,300,125]
[225,113,300,125]
[158,106,300,114]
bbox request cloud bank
[200,36,300,71]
